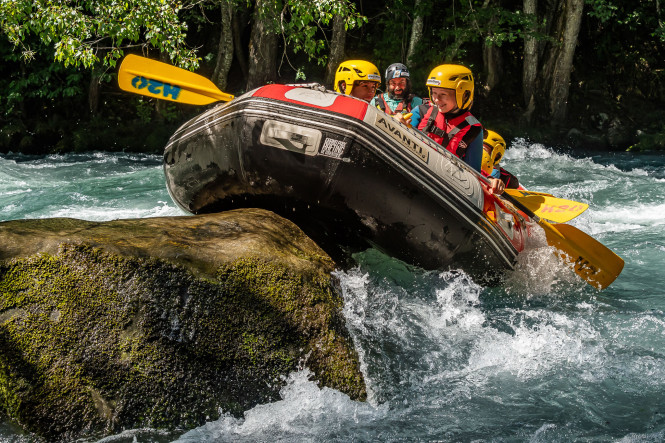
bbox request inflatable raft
[163,84,530,282]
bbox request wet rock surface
[0,209,365,441]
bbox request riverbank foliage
[1,0,664,154]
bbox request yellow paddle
[504,189,588,223]
[118,54,234,105]
[499,192,624,289]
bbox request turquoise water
[1,143,665,442]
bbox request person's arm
[411,96,423,109]
[499,168,520,189]
[463,130,483,172]
[446,124,483,172]
[488,179,505,195]
[410,105,422,129]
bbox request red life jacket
[416,104,481,160]
[416,104,447,145]
[375,94,415,115]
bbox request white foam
[433,271,484,331]
[0,204,18,215]
[334,265,403,405]
[503,226,585,296]
[0,187,32,196]
[93,427,174,442]
[505,139,557,160]
[27,202,185,221]
[465,310,606,380]
[616,430,665,442]
[587,204,665,227]
[505,140,663,184]
[175,369,383,442]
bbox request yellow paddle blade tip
[547,223,625,290]
[118,55,234,105]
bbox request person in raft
[410,64,503,194]
[482,130,520,191]
[370,63,423,124]
[334,60,381,102]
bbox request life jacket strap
[378,94,415,115]
[422,106,448,143]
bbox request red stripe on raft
[252,84,369,120]
[482,188,526,252]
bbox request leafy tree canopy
[0,0,198,69]
[0,0,366,73]
[280,0,366,66]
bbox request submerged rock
[0,209,365,441]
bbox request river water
[1,141,664,442]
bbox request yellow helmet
[425,64,474,110]
[481,130,507,175]
[334,60,381,95]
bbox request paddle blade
[541,222,624,289]
[505,189,589,223]
[118,54,234,105]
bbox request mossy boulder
[0,209,366,441]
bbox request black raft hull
[163,84,527,282]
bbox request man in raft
[410,64,504,194]
[370,63,423,125]
[334,60,381,102]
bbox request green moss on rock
[0,210,366,441]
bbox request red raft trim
[252,84,369,121]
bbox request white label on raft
[260,120,321,156]
[284,88,338,107]
[320,138,347,159]
[370,108,483,210]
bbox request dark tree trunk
[540,0,566,99]
[88,49,109,116]
[522,0,538,114]
[88,72,100,116]
[482,43,502,94]
[233,4,250,80]
[212,1,235,91]
[325,15,347,86]
[246,0,279,90]
[406,0,424,65]
[548,0,584,124]
[521,0,582,124]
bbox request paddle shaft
[500,192,541,222]
[481,176,623,289]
